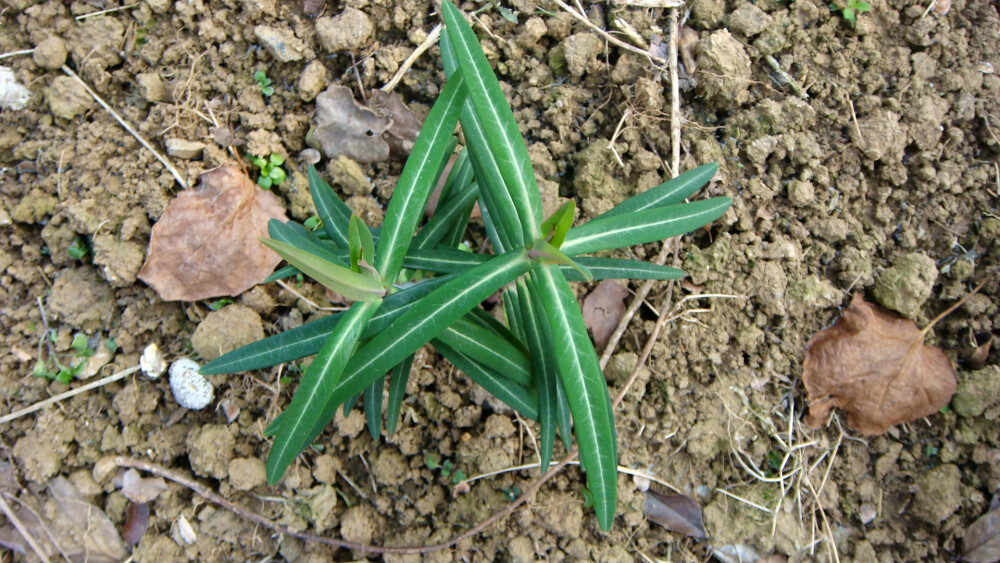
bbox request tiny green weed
[254,69,274,97]
[250,153,287,189]
[203,0,731,531]
[831,0,871,27]
[66,236,89,260]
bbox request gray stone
[165,138,206,159]
[254,25,306,62]
[873,253,938,318]
[316,8,373,53]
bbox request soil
[1,0,999,561]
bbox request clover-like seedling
[203,0,731,532]
[831,0,871,27]
[250,154,287,189]
[254,69,274,97]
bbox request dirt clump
[190,304,264,360]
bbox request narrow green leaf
[261,238,385,302]
[554,353,573,449]
[436,145,472,205]
[518,278,557,473]
[307,250,532,444]
[441,29,522,249]
[441,0,543,241]
[569,257,687,282]
[436,316,532,387]
[200,275,454,375]
[266,299,381,483]
[466,305,528,354]
[376,73,466,283]
[401,247,487,273]
[561,197,731,256]
[264,264,300,283]
[386,355,414,435]
[593,163,719,221]
[308,164,352,247]
[477,196,508,253]
[434,340,538,420]
[413,181,479,250]
[532,263,617,530]
[502,287,526,343]
[363,376,384,441]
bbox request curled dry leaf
[583,280,628,351]
[802,294,957,435]
[963,505,1000,563]
[643,490,707,538]
[138,164,287,301]
[120,467,168,503]
[313,85,392,163]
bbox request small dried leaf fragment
[583,280,628,350]
[120,467,168,503]
[123,502,150,546]
[964,506,1000,563]
[367,89,423,158]
[138,164,287,301]
[802,294,956,435]
[643,490,708,538]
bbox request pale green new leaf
[261,238,385,302]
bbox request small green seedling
[208,298,234,311]
[67,236,89,260]
[203,0,731,532]
[425,455,466,484]
[250,154,287,189]
[831,0,870,27]
[33,333,97,384]
[503,486,521,501]
[254,70,274,97]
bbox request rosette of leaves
[202,0,730,531]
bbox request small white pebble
[176,514,197,545]
[169,358,214,410]
[859,503,877,525]
[140,343,167,379]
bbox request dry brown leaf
[964,505,1000,563]
[367,89,423,159]
[123,502,149,546]
[138,163,287,301]
[583,280,628,351]
[0,476,128,562]
[802,294,957,435]
[313,85,392,163]
[643,490,708,538]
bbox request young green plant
[202,0,730,532]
